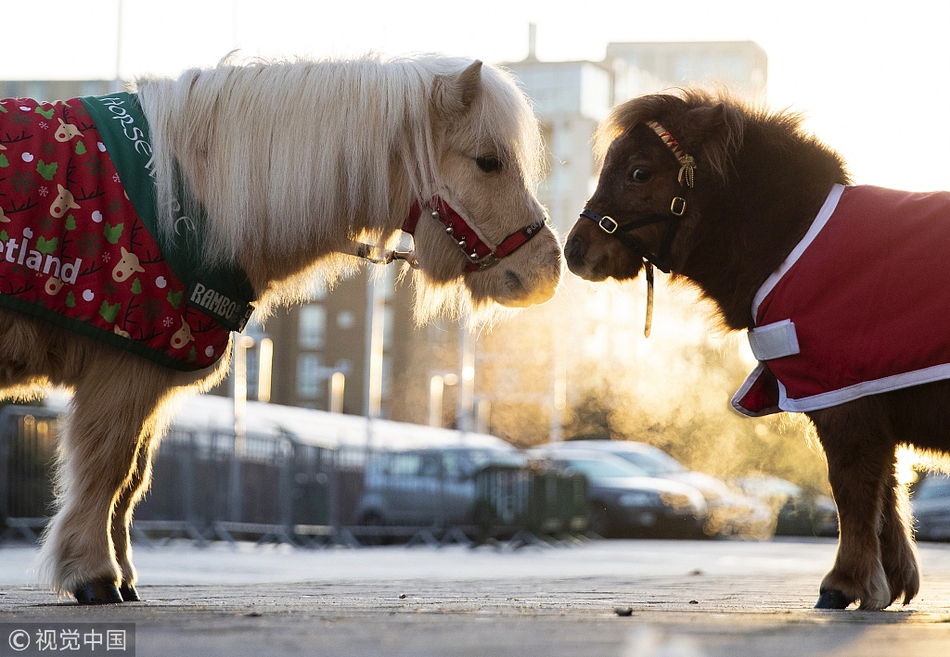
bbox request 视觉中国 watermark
[0,624,134,656]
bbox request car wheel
[358,511,390,546]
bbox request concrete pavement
[1,538,950,656]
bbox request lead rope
[642,120,695,338]
[644,261,654,338]
[340,239,419,268]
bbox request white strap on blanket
[747,320,800,361]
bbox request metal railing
[0,405,589,549]
[474,465,589,547]
[0,407,58,541]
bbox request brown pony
[564,89,944,610]
[1,54,561,604]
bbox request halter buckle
[598,216,619,234]
[389,248,420,269]
[670,197,687,216]
[467,252,499,271]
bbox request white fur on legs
[39,403,152,592]
[35,350,200,595]
[109,433,163,590]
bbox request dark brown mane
[595,89,849,189]
[597,89,850,330]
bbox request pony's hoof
[119,583,140,602]
[73,578,123,605]
[815,588,852,609]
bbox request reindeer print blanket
[733,184,950,417]
[0,95,254,371]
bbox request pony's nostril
[504,270,527,296]
[564,238,588,271]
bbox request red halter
[404,196,546,272]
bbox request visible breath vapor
[494,273,831,494]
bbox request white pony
[0,54,560,603]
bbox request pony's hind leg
[0,311,58,401]
[810,401,896,610]
[38,354,174,604]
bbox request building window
[298,305,326,349]
[246,351,259,400]
[382,306,395,349]
[337,310,356,330]
[381,355,392,403]
[297,353,323,399]
[334,359,353,376]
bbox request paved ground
[2,537,950,656]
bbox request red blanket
[734,184,950,416]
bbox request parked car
[912,473,950,541]
[354,445,525,533]
[732,475,837,537]
[528,448,708,539]
[538,440,775,538]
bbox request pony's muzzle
[565,226,609,281]
[565,219,643,282]
[499,273,558,307]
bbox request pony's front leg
[878,466,920,605]
[109,433,162,602]
[810,404,896,610]
[39,361,171,604]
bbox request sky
[5,0,950,192]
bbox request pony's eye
[631,168,653,183]
[476,156,502,173]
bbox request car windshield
[739,477,801,498]
[618,450,688,476]
[915,474,950,501]
[563,458,648,480]
[469,449,522,468]
[439,448,525,480]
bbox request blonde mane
[134,54,544,318]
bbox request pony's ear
[683,102,736,181]
[684,103,726,142]
[433,60,483,118]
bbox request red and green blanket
[0,94,255,371]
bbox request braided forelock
[594,89,747,186]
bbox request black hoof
[815,588,853,609]
[73,578,123,605]
[119,582,140,602]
